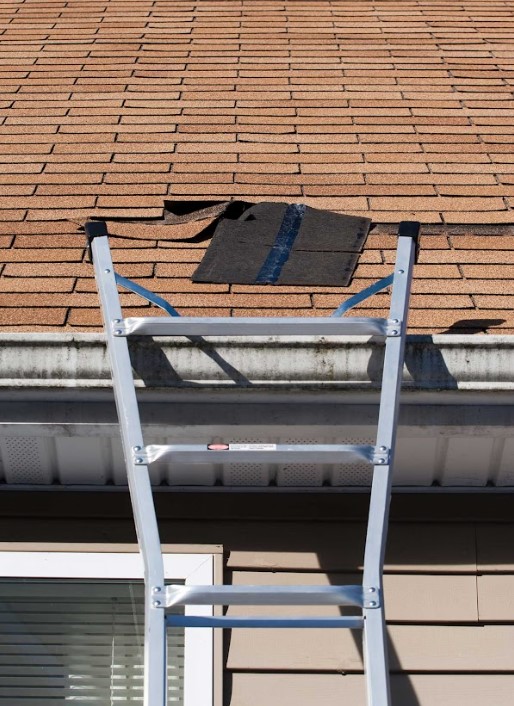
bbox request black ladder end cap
[398,220,421,240]
[398,220,421,262]
[84,219,109,242]
[84,220,109,263]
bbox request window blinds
[0,580,184,704]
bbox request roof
[1,0,514,333]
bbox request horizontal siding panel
[477,525,514,572]
[226,522,366,571]
[227,522,476,572]
[229,674,514,706]
[227,625,514,672]
[230,572,478,622]
[478,575,514,621]
[387,523,476,572]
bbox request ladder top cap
[398,221,420,263]
[85,220,109,241]
[398,220,420,241]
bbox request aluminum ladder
[86,219,419,706]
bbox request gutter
[0,333,513,391]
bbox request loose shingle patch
[192,201,371,286]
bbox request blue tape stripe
[255,203,306,284]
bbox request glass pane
[0,580,184,705]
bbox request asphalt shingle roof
[1,0,514,332]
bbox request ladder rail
[363,228,416,587]
[362,223,418,706]
[88,222,168,706]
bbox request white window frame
[0,551,215,706]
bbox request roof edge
[0,333,513,391]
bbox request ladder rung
[112,316,399,337]
[165,584,365,607]
[136,443,388,465]
[166,615,365,629]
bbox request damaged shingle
[192,201,371,286]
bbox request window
[0,551,215,705]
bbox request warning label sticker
[228,443,277,452]
[207,443,277,452]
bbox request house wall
[0,491,512,705]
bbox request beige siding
[477,524,514,571]
[228,625,514,672]
[225,521,476,571]
[0,492,512,705]
[230,674,514,706]
[478,575,514,621]
[230,572,478,622]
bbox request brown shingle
[0,308,67,326]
